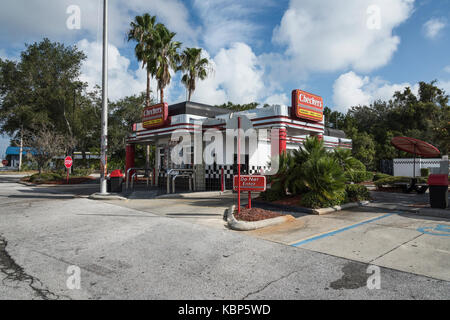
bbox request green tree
[0,39,87,167]
[127,14,158,107]
[344,81,449,169]
[350,132,376,170]
[295,137,346,203]
[154,24,181,103]
[108,92,148,157]
[179,47,212,101]
[215,101,259,111]
[333,147,366,172]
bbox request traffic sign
[233,175,267,192]
[64,156,73,169]
[2,160,8,166]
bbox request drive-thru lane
[0,175,448,299]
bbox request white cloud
[423,18,447,39]
[191,43,266,105]
[444,66,450,73]
[264,94,289,106]
[77,39,147,101]
[0,0,198,48]
[438,80,450,95]
[273,0,414,73]
[193,0,274,53]
[332,71,419,112]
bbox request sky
[0,0,450,158]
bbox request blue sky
[1,0,450,158]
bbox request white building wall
[393,158,445,177]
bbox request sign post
[238,117,241,213]
[233,175,267,209]
[64,156,73,184]
[2,160,8,166]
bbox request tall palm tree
[154,24,181,103]
[179,48,211,101]
[127,14,157,107]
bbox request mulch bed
[21,176,94,185]
[272,194,302,206]
[255,194,302,206]
[234,207,283,222]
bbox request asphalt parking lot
[0,175,449,299]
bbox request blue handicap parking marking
[417,224,450,236]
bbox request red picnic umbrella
[391,137,441,178]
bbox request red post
[248,191,251,209]
[238,117,241,213]
[221,167,224,192]
[279,127,287,155]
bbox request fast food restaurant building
[126,90,352,192]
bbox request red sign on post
[292,89,324,122]
[64,156,73,169]
[64,156,73,184]
[233,175,267,192]
[142,103,168,129]
[2,160,8,166]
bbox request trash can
[109,170,124,193]
[428,174,448,209]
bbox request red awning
[391,137,440,158]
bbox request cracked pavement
[0,175,449,299]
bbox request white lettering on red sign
[233,175,266,192]
[64,156,73,168]
[299,93,323,108]
[143,106,163,117]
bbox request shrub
[373,173,391,181]
[260,188,285,202]
[72,168,94,177]
[345,184,370,202]
[300,154,346,203]
[333,148,366,171]
[374,176,427,188]
[28,172,63,182]
[345,170,374,183]
[300,190,346,209]
[420,168,430,177]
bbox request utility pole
[100,0,108,194]
[18,125,23,171]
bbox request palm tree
[154,24,181,103]
[179,48,211,101]
[127,14,157,107]
[333,148,366,171]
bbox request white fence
[393,158,447,177]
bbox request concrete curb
[252,199,366,215]
[362,202,450,219]
[156,191,232,199]
[88,192,128,201]
[225,205,294,231]
[17,181,39,187]
[312,201,368,215]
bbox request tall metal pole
[237,117,241,213]
[100,0,108,194]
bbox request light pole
[100,0,108,194]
